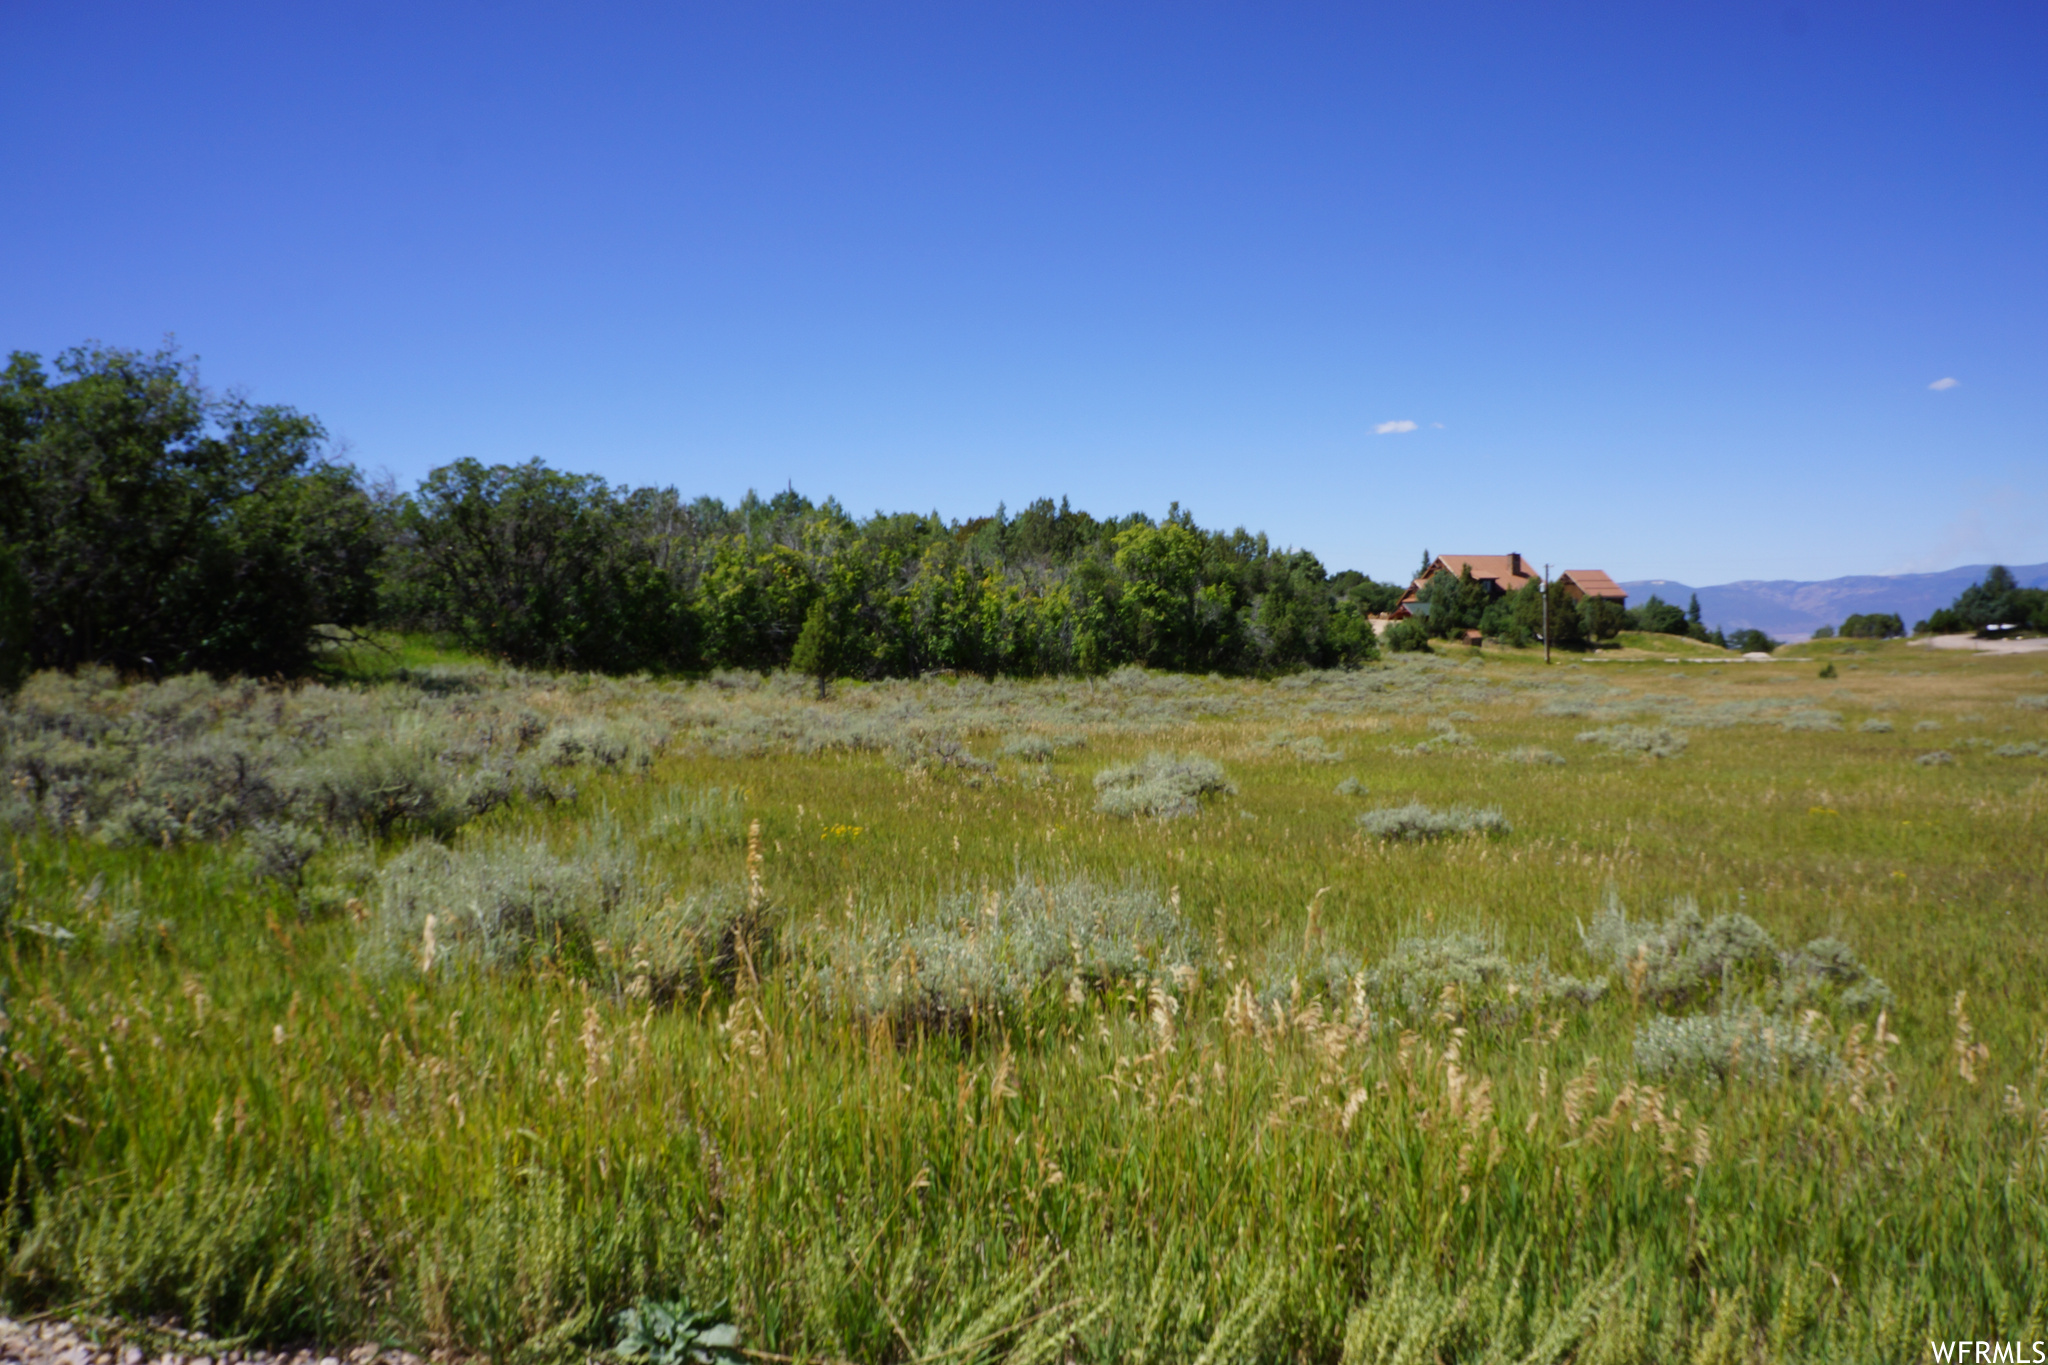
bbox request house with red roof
[1556,569,1627,604]
[1388,554,1628,626]
[1392,553,1541,619]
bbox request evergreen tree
[1579,595,1626,642]
[0,546,28,692]
[791,597,840,695]
[1543,580,1587,649]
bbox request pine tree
[791,598,839,697]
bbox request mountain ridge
[1619,563,2048,640]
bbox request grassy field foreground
[2,642,2046,1362]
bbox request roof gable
[1559,569,1626,601]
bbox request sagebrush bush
[1333,776,1368,796]
[1357,803,1509,841]
[809,874,1198,1031]
[1859,718,1894,734]
[1581,896,1891,1014]
[1093,753,1233,818]
[1357,928,1603,1019]
[1502,746,1565,766]
[1635,1006,1837,1082]
[539,718,662,770]
[1575,725,1688,759]
[1994,741,2047,758]
[1000,734,1056,762]
[2016,695,2048,712]
[1404,719,1475,756]
[1270,734,1346,764]
[1580,898,1774,1007]
[362,835,633,979]
[603,883,772,1003]
[243,821,325,889]
[896,733,996,780]
[1916,750,1955,766]
[0,666,622,845]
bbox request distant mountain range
[1620,563,2048,640]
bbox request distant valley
[1620,563,2048,640]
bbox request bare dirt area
[1908,633,2048,655]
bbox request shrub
[1357,803,1509,841]
[2016,696,2048,712]
[1779,710,1843,733]
[1575,725,1688,758]
[1916,750,1956,766]
[1582,896,1890,1013]
[539,719,661,770]
[1580,898,1776,1008]
[1406,719,1475,755]
[1635,1006,1836,1082]
[1780,936,1895,1013]
[243,821,324,890]
[1357,928,1603,1019]
[1839,612,1905,640]
[605,884,771,1003]
[289,733,482,839]
[1094,753,1234,818]
[1333,776,1368,796]
[1914,719,1942,732]
[1382,619,1431,653]
[362,837,630,979]
[1276,735,1345,764]
[1502,746,1565,766]
[1994,741,2047,758]
[896,733,996,780]
[811,874,1198,1032]
[1000,734,1056,762]
[1859,718,1894,734]
[1818,663,1838,679]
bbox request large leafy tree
[0,344,378,676]
[1113,520,1208,667]
[1632,594,1688,635]
[389,458,696,671]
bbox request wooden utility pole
[1542,562,1552,665]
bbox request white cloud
[1928,377,1959,391]
[1374,419,1418,434]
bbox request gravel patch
[0,1319,426,1365]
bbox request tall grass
[3,637,2047,1361]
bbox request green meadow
[3,639,2045,1362]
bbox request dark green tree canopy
[0,344,377,676]
[1918,566,2047,635]
[383,469,1408,677]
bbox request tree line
[0,344,1409,683]
[1916,566,2047,637]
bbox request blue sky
[5,2,2043,585]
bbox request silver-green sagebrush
[2,634,2045,1362]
